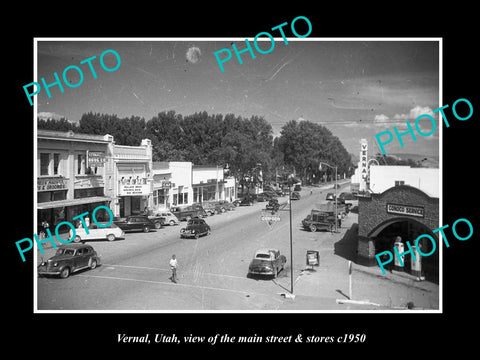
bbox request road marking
[102,263,247,280]
[76,273,274,298]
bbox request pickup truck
[171,204,207,221]
[113,215,157,233]
[302,209,338,232]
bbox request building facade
[37,130,114,230]
[110,140,153,218]
[192,165,225,203]
[152,161,193,210]
[356,166,440,282]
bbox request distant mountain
[384,153,439,168]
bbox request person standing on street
[169,255,178,283]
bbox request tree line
[38,111,355,185]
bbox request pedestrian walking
[169,255,178,283]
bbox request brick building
[356,167,440,282]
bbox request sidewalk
[281,212,440,311]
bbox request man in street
[169,255,178,283]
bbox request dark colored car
[239,196,255,206]
[290,191,301,200]
[114,215,156,233]
[257,192,277,202]
[265,198,280,212]
[171,204,207,221]
[247,248,286,278]
[180,218,211,239]
[202,202,223,216]
[37,243,101,279]
[326,192,336,201]
[294,184,302,191]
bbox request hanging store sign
[87,151,106,167]
[119,183,150,196]
[386,203,425,218]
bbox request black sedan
[290,191,301,200]
[248,248,286,279]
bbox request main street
[36,183,348,311]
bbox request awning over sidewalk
[37,196,112,210]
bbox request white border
[33,37,443,314]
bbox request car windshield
[56,248,76,256]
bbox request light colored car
[154,211,180,226]
[69,222,125,242]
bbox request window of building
[395,180,405,186]
[53,153,60,175]
[40,153,50,176]
[77,154,83,175]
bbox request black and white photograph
[6,6,479,354]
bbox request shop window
[40,153,50,176]
[183,192,188,204]
[77,154,85,175]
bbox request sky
[34,39,440,158]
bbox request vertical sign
[359,139,368,191]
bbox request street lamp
[319,162,338,233]
[285,174,300,295]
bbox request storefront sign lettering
[120,183,150,196]
[37,177,67,191]
[375,217,474,275]
[87,151,106,167]
[386,203,424,218]
[15,205,113,262]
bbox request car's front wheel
[169,220,176,226]
[106,234,116,241]
[74,235,81,243]
[154,222,162,229]
[310,224,317,232]
[143,226,150,233]
[60,267,70,279]
[90,259,97,269]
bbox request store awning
[37,196,112,210]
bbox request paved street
[36,181,439,311]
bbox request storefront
[357,184,439,282]
[152,161,192,210]
[37,130,114,232]
[192,165,225,203]
[111,140,153,218]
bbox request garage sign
[386,203,424,218]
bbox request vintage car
[326,192,336,201]
[69,222,124,242]
[248,248,286,278]
[239,196,255,206]
[171,204,207,221]
[113,215,156,233]
[265,198,280,212]
[37,243,101,279]
[338,192,358,210]
[180,218,211,239]
[151,211,180,226]
[257,192,277,202]
[202,202,223,216]
[302,209,337,232]
[216,200,236,211]
[290,191,301,200]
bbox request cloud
[393,105,434,121]
[37,111,66,120]
[374,114,389,122]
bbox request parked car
[151,211,179,226]
[274,188,285,196]
[239,197,254,206]
[70,222,124,242]
[232,199,241,207]
[38,243,101,279]
[326,192,336,201]
[291,191,301,200]
[216,200,236,211]
[114,215,156,233]
[247,248,287,278]
[257,192,277,202]
[180,218,211,239]
[294,184,302,191]
[338,192,358,210]
[171,204,207,221]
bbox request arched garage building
[356,166,440,282]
